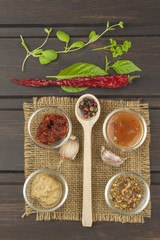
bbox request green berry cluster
[109,38,132,58]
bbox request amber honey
[106,110,143,148]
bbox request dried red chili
[10,75,139,89]
[36,114,68,146]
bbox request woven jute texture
[23,97,151,223]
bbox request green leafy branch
[56,21,124,54]
[20,28,53,71]
[92,38,132,58]
[104,57,141,74]
[20,21,125,71]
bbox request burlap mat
[23,97,151,223]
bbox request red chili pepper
[9,75,139,89]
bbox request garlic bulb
[59,135,79,160]
[101,146,127,167]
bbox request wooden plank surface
[0,0,159,26]
[0,185,159,240]
[0,36,160,97]
[1,26,160,38]
[1,97,160,109]
[0,0,160,239]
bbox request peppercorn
[90,106,94,112]
[93,102,97,107]
[84,107,89,112]
[79,101,84,106]
[79,97,98,119]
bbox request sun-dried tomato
[36,114,68,146]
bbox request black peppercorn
[79,97,98,119]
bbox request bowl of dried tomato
[105,172,150,215]
[28,106,72,149]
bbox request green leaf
[89,34,99,43]
[56,31,70,43]
[69,41,85,49]
[53,62,106,92]
[127,41,132,48]
[112,52,118,58]
[116,46,121,52]
[44,28,49,34]
[110,47,116,52]
[111,60,142,74]
[61,86,86,93]
[44,27,53,34]
[39,55,51,65]
[21,40,29,52]
[122,45,128,52]
[32,48,43,55]
[109,38,113,44]
[42,50,58,61]
[55,62,106,79]
[106,21,110,28]
[123,40,132,49]
[119,21,124,28]
[109,38,117,47]
[89,31,96,40]
[116,51,123,57]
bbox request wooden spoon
[75,94,101,227]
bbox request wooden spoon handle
[82,126,92,227]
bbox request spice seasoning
[10,75,138,89]
[107,110,143,148]
[36,114,68,146]
[31,173,62,208]
[79,97,98,119]
[110,175,143,210]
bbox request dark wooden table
[0,1,160,239]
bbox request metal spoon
[75,94,101,227]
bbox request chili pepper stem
[128,75,140,84]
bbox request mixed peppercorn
[79,97,98,119]
[110,175,143,211]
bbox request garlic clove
[101,146,127,167]
[59,135,79,160]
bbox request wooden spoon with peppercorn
[75,94,101,227]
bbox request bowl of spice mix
[105,172,150,215]
[28,106,72,149]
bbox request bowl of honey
[103,108,147,151]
